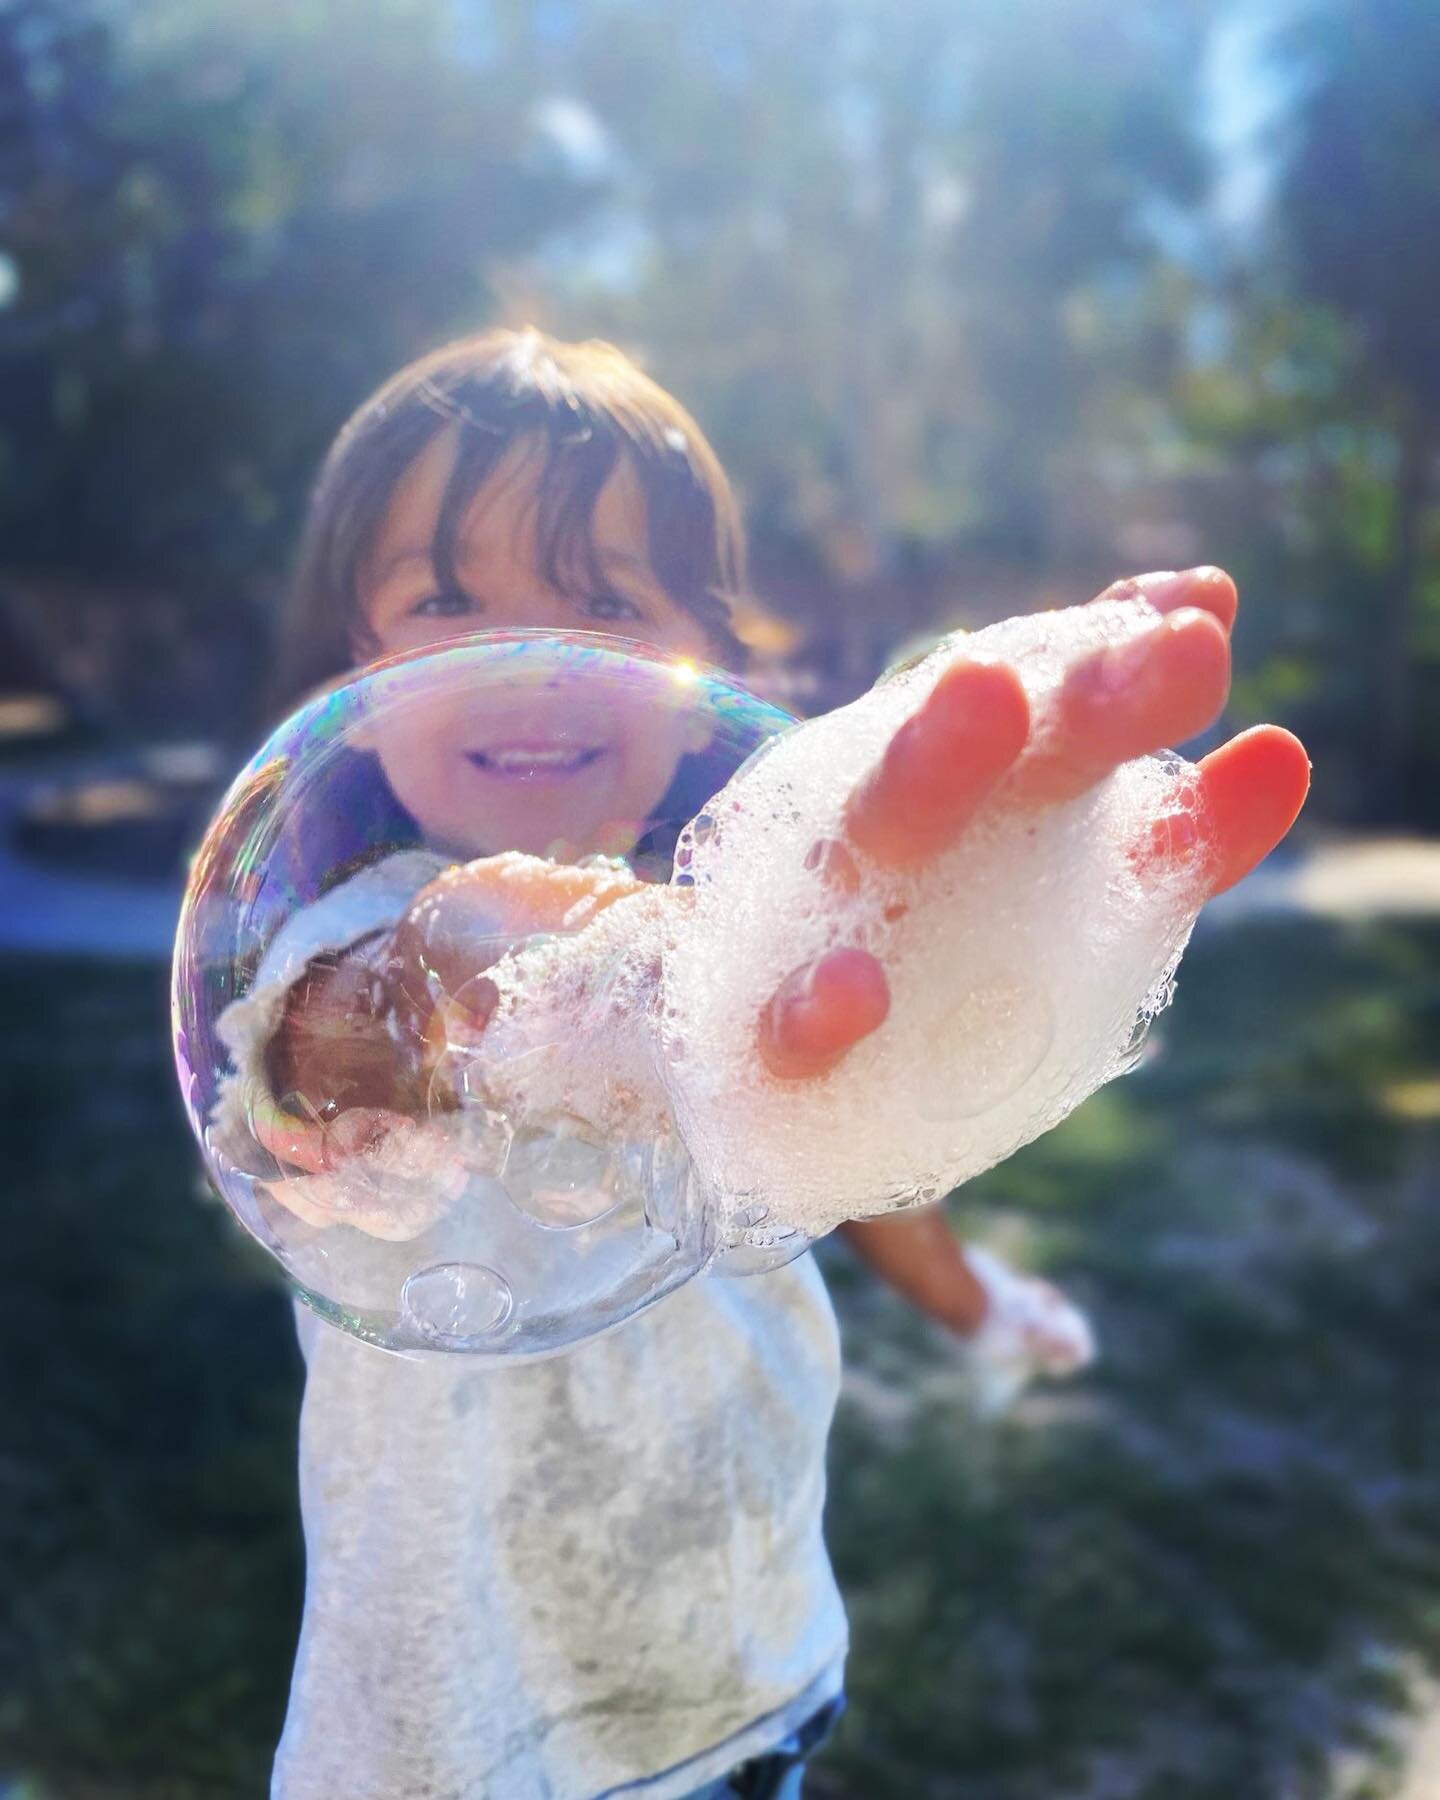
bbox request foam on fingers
[660,598,1211,1240]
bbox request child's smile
[462,707,612,783]
[464,741,605,778]
[355,648,704,861]
[349,427,716,861]
[453,697,624,834]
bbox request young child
[248,328,1306,1797]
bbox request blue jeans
[680,1697,844,1799]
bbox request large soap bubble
[175,604,1212,1361]
[173,632,796,1359]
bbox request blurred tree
[5,0,1431,812]
[492,0,1216,676]
[1269,0,1440,816]
[0,0,593,605]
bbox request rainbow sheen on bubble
[175,605,1214,1363]
[172,631,797,1359]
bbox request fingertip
[1097,570,1177,606]
[760,947,890,1080]
[1197,724,1311,896]
[1219,722,1311,817]
[937,657,1032,771]
[1158,606,1233,716]
[1102,566,1238,632]
[1184,567,1239,631]
[1165,603,1231,642]
[845,657,1031,866]
[1033,605,1232,805]
[1203,721,1310,797]
[900,656,1032,778]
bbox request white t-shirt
[276,1263,845,1800]
[218,855,848,1799]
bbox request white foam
[472,598,1209,1248]
[466,885,676,1144]
[659,598,1207,1240]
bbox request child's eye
[412,590,480,619]
[585,592,644,623]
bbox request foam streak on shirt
[274,1265,846,1800]
[242,858,848,1798]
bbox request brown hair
[274,327,749,709]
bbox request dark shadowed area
[3,0,1440,1794]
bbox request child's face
[354,429,715,861]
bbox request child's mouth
[465,744,606,779]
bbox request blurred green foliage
[8,922,1440,1796]
[3,7,1440,1788]
[1,0,1437,809]
[826,915,1440,1796]
[0,0,593,587]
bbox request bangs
[426,376,744,663]
[279,329,750,713]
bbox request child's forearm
[836,1210,990,1337]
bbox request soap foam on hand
[178,616,1213,1358]
[658,596,1209,1243]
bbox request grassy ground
[3,917,1440,1798]
[0,957,302,1800]
[823,917,1440,1799]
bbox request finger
[844,659,1031,868]
[251,1096,409,1175]
[389,854,645,1035]
[1096,566,1238,633]
[759,947,890,1080]
[251,1096,330,1174]
[1011,608,1231,806]
[1141,725,1310,898]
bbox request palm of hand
[259,568,1308,1240]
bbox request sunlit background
[4,2,1440,1795]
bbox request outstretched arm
[255,566,1309,1234]
[806,568,1307,1343]
[838,1210,990,1335]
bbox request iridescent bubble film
[175,605,1213,1360]
[173,631,796,1359]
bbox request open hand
[757,568,1310,1080]
[253,567,1310,1187]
